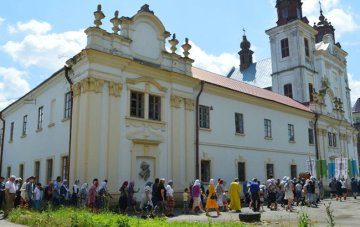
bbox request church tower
[266,0,318,103]
[238,31,254,71]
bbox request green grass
[8,208,249,227]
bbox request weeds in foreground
[298,209,313,227]
[325,202,335,227]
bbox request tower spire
[238,29,254,71]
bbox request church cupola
[313,4,336,43]
[238,30,254,71]
[276,0,306,26]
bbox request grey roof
[229,58,272,88]
[353,98,360,113]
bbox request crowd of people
[1,174,359,219]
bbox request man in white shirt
[4,175,16,218]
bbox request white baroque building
[0,1,358,195]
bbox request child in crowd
[183,188,189,214]
[33,183,42,210]
[222,190,229,212]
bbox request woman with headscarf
[79,182,88,208]
[72,179,80,207]
[191,179,205,213]
[215,179,225,211]
[284,177,294,211]
[205,179,221,216]
[119,181,128,213]
[166,180,175,217]
[140,182,153,218]
[127,181,140,213]
[97,180,108,210]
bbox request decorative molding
[81,77,104,93]
[170,95,182,108]
[184,98,194,111]
[126,77,167,92]
[108,82,122,97]
[72,83,82,97]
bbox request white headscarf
[194,179,200,186]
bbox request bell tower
[238,29,254,71]
[276,0,304,26]
[266,0,317,103]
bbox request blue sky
[0,0,359,109]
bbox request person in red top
[87,178,99,211]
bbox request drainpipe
[64,66,73,181]
[0,112,5,176]
[195,81,205,179]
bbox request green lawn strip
[8,208,249,227]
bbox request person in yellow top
[229,178,241,212]
[205,179,221,216]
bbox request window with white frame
[264,119,272,138]
[61,156,69,180]
[308,128,314,144]
[288,124,295,141]
[281,38,290,58]
[37,106,44,130]
[148,94,161,121]
[22,115,27,136]
[130,91,145,118]
[64,92,72,119]
[199,105,210,129]
[235,113,244,134]
[10,122,14,141]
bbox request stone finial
[110,10,121,34]
[181,38,192,58]
[168,33,179,54]
[94,4,105,28]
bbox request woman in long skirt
[205,179,221,216]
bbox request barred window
[199,105,210,129]
[264,119,272,138]
[235,113,244,134]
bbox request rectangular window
[281,38,290,58]
[34,161,40,182]
[284,84,293,98]
[308,128,314,144]
[10,122,14,141]
[304,38,310,57]
[264,119,272,138]
[201,160,211,183]
[148,95,161,121]
[130,91,144,118]
[235,113,244,134]
[266,163,274,179]
[328,132,333,147]
[62,156,69,180]
[199,105,210,129]
[64,92,72,119]
[7,166,11,179]
[37,106,44,129]
[332,133,337,147]
[309,83,314,102]
[47,159,53,183]
[22,115,27,136]
[237,162,246,182]
[290,164,297,179]
[19,164,24,180]
[288,124,295,141]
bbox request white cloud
[0,66,31,109]
[302,0,359,38]
[1,19,86,71]
[189,41,239,75]
[7,25,16,34]
[348,73,360,105]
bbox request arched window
[284,83,293,98]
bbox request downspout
[0,112,5,176]
[195,81,205,179]
[314,113,320,160]
[64,66,73,181]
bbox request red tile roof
[192,67,312,112]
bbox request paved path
[169,197,360,226]
[1,198,360,226]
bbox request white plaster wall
[2,73,70,184]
